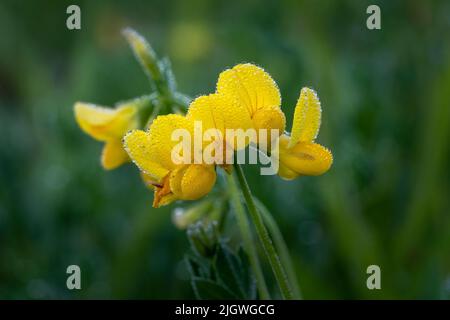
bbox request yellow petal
[153,174,177,208]
[187,93,253,151]
[252,106,286,132]
[123,129,169,182]
[74,102,138,141]
[188,93,254,132]
[279,135,332,176]
[154,192,178,207]
[288,87,322,148]
[153,164,216,208]
[182,165,216,200]
[170,164,216,200]
[187,94,226,134]
[101,139,130,170]
[216,63,281,117]
[252,106,286,148]
[168,165,190,198]
[124,114,194,181]
[148,114,195,169]
[277,163,300,180]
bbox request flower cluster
[72,31,332,300]
[74,63,332,207]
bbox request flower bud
[122,28,161,83]
[187,221,218,257]
[172,200,213,230]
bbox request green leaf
[213,242,246,298]
[191,278,239,300]
[185,254,211,279]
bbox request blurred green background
[0,0,449,299]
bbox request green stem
[255,198,302,299]
[233,164,293,300]
[226,172,270,299]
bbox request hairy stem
[226,172,270,299]
[255,198,302,299]
[234,164,293,300]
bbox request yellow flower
[216,63,286,144]
[123,64,331,208]
[186,93,253,166]
[74,101,140,170]
[277,88,333,179]
[124,114,216,208]
[212,63,332,179]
